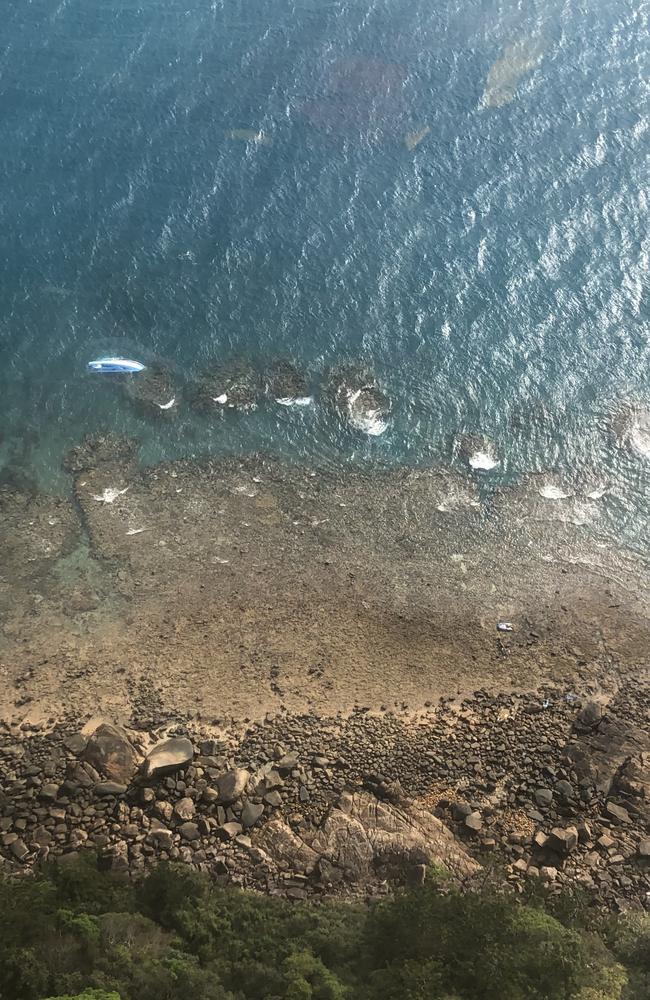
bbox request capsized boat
[88,357,146,373]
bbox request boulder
[94,781,127,797]
[637,839,650,858]
[547,826,578,855]
[276,753,299,773]
[216,769,249,805]
[39,783,60,802]
[64,733,88,756]
[143,738,194,779]
[241,801,265,829]
[534,788,553,807]
[576,701,604,729]
[148,825,174,849]
[173,797,195,822]
[464,811,483,832]
[84,723,137,785]
[156,800,174,823]
[218,822,243,841]
[605,801,630,825]
[255,820,319,875]
[10,839,29,861]
[32,827,52,848]
[555,780,574,800]
[178,822,200,842]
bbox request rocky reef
[190,359,262,413]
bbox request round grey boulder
[216,768,250,805]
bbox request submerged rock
[123,364,179,418]
[326,363,391,436]
[264,359,312,406]
[417,469,480,513]
[611,402,650,460]
[532,473,573,501]
[299,56,408,141]
[404,125,430,150]
[224,128,272,145]
[190,360,262,413]
[493,473,601,530]
[480,37,545,109]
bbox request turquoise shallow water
[0,0,648,554]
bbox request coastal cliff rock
[307,790,479,883]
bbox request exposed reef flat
[0,448,648,730]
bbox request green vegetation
[0,857,647,1000]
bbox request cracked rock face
[256,791,479,885]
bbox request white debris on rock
[91,487,130,504]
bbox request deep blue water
[0,0,648,552]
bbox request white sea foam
[469,450,499,471]
[538,484,572,500]
[276,395,313,407]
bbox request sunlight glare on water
[0,0,648,556]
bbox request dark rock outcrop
[83,724,137,785]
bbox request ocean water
[0,0,648,554]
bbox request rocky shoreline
[2,683,650,911]
[1,443,649,912]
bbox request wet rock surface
[457,433,500,471]
[610,401,650,461]
[123,364,179,418]
[62,433,139,474]
[325,363,391,436]
[0,451,648,729]
[190,360,262,413]
[264,359,311,403]
[2,684,650,907]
